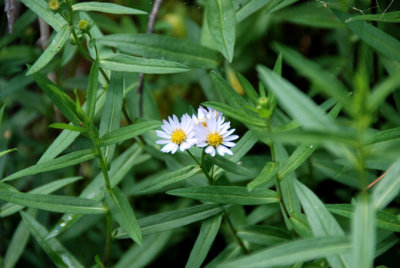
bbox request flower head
[156,114,196,154]
[192,106,222,128]
[196,116,239,157]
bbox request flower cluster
[156,107,239,157]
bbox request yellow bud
[48,0,60,11]
[78,19,89,31]
[164,14,186,37]
[258,96,268,106]
[226,67,244,95]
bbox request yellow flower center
[48,0,60,11]
[171,129,186,144]
[207,133,223,147]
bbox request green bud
[78,19,90,31]
[258,96,268,107]
[48,0,60,11]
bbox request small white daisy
[196,116,239,157]
[156,114,197,154]
[192,106,222,128]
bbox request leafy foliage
[1,0,399,267]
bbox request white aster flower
[196,116,239,157]
[156,114,197,154]
[192,106,223,128]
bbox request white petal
[216,145,226,156]
[161,143,175,153]
[180,141,193,151]
[161,120,173,134]
[156,139,170,144]
[223,129,236,138]
[205,145,215,156]
[197,142,208,147]
[170,143,179,154]
[223,141,236,147]
[156,130,171,139]
[224,135,239,141]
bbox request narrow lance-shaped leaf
[294,179,350,268]
[30,71,82,126]
[72,2,147,15]
[372,158,400,210]
[344,11,400,23]
[368,70,400,112]
[0,176,83,217]
[206,0,236,62]
[168,186,279,205]
[3,149,96,182]
[87,58,99,122]
[247,162,279,191]
[213,154,258,177]
[186,215,222,268]
[236,0,272,23]
[3,209,36,268]
[327,204,400,232]
[105,187,142,245]
[27,24,71,75]
[116,204,226,238]
[97,34,220,69]
[351,195,375,268]
[133,165,202,195]
[99,119,161,146]
[100,54,189,74]
[236,225,290,246]
[257,65,337,131]
[20,0,67,31]
[334,10,400,63]
[0,189,106,214]
[217,236,351,268]
[20,211,85,268]
[99,71,123,163]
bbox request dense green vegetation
[1,0,400,267]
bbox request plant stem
[223,210,250,254]
[186,150,201,166]
[103,211,113,266]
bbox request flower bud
[258,96,268,107]
[48,0,60,11]
[78,19,90,31]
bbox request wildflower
[192,106,222,128]
[156,114,197,154]
[196,116,238,157]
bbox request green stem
[186,150,200,166]
[223,210,250,254]
[103,211,113,266]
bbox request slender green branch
[187,150,200,165]
[223,210,250,254]
[103,211,113,266]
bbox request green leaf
[20,0,67,31]
[237,73,259,105]
[237,225,290,246]
[105,187,142,245]
[204,101,266,127]
[334,10,400,63]
[100,54,189,74]
[49,123,86,132]
[87,58,99,122]
[213,154,258,177]
[327,204,400,233]
[257,65,337,131]
[97,34,219,69]
[30,71,82,126]
[247,162,279,191]
[217,236,351,268]
[278,143,316,178]
[272,43,353,113]
[236,0,271,23]
[0,189,106,214]
[46,144,146,239]
[3,149,96,182]
[372,158,400,210]
[294,180,350,268]
[0,176,82,217]
[344,11,400,23]
[26,24,71,75]
[3,209,36,268]
[116,204,226,238]
[114,231,173,268]
[0,148,17,158]
[99,120,161,146]
[72,2,147,15]
[99,71,123,163]
[186,215,222,268]
[133,165,201,194]
[351,195,375,268]
[206,0,236,62]
[366,127,400,145]
[168,186,279,205]
[20,211,85,268]
[368,70,400,112]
